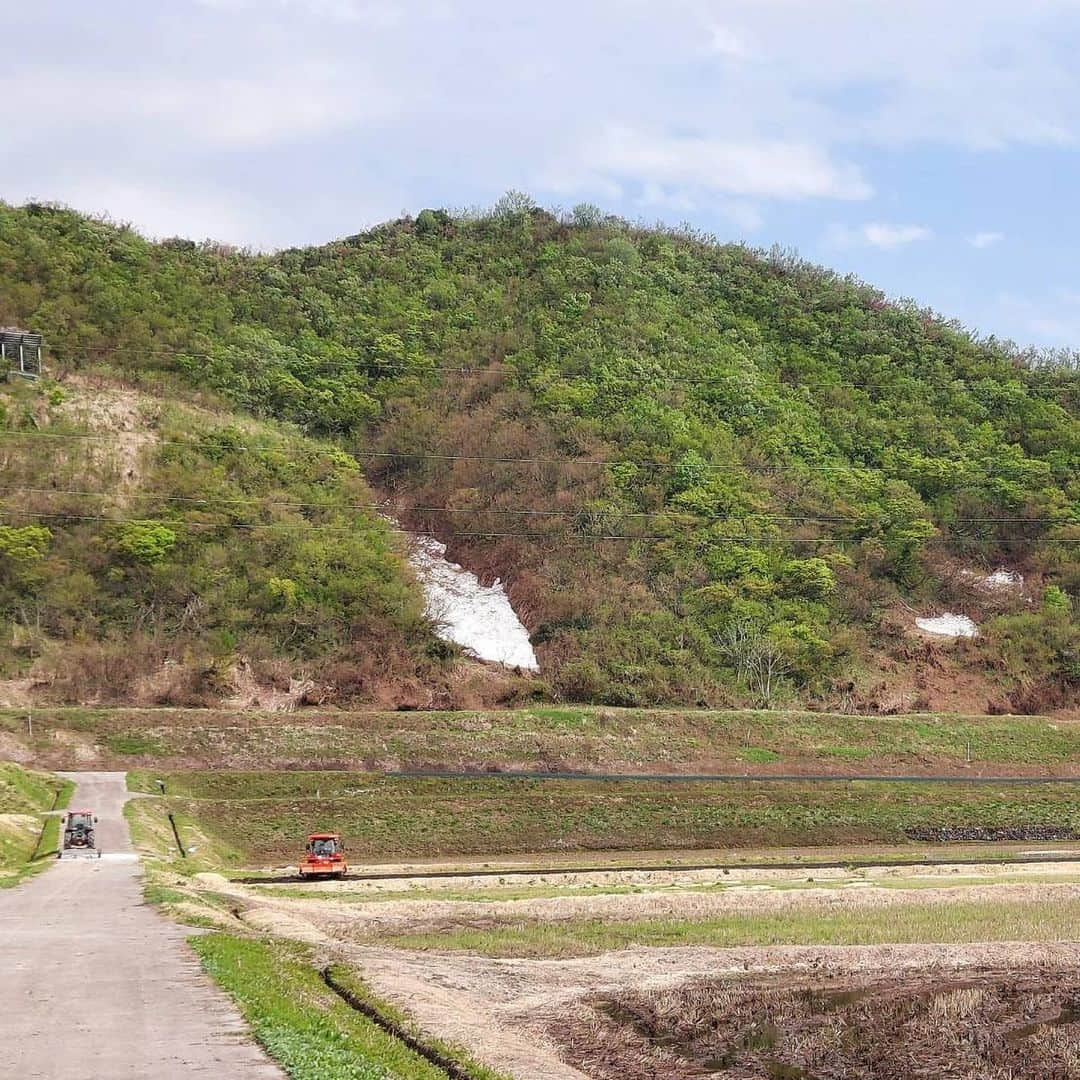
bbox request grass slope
[0,377,475,706]
[9,706,1080,774]
[129,770,1080,863]
[0,761,72,885]
[1,199,1077,710]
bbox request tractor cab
[299,832,347,879]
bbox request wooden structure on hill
[1,328,43,379]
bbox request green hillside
[0,197,1077,710]
[0,378,461,705]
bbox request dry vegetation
[550,973,1080,1079]
[154,859,1080,1079]
[138,783,1080,1079]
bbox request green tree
[113,521,178,566]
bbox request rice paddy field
[129,760,1080,1076]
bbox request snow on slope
[915,613,979,638]
[408,536,539,671]
[979,568,1023,590]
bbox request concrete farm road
[0,771,284,1080]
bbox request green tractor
[60,810,100,859]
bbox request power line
[47,344,1080,395]
[1,427,1073,485]
[0,507,829,543]
[2,507,1076,545]
[0,487,1066,527]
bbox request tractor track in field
[233,847,1080,886]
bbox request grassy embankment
[377,895,1080,959]
[0,761,73,886]
[8,706,1080,775]
[127,768,1080,866]
[192,935,507,1080]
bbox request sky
[2,0,1079,350]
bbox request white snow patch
[980,568,1023,590]
[915,613,979,638]
[407,536,539,671]
[960,566,1024,591]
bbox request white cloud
[636,184,697,213]
[675,0,1080,152]
[0,68,395,150]
[996,290,1080,347]
[32,182,257,246]
[623,184,765,234]
[195,0,403,23]
[707,24,749,58]
[721,201,765,233]
[826,222,932,250]
[3,0,1080,266]
[536,168,624,201]
[968,231,1004,249]
[569,126,871,203]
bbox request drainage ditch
[321,965,476,1080]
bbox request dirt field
[235,871,1080,940]
[340,942,1080,1079]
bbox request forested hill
[0,198,1077,712]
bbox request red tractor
[299,833,347,879]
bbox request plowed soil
[549,970,1080,1079]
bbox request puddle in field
[1007,1006,1080,1043]
[801,986,875,1012]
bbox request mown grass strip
[376,895,1080,959]
[0,761,71,814]
[193,935,446,1078]
[192,934,503,1080]
[29,775,74,862]
[0,767,74,886]
[29,814,62,862]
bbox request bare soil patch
[57,376,157,495]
